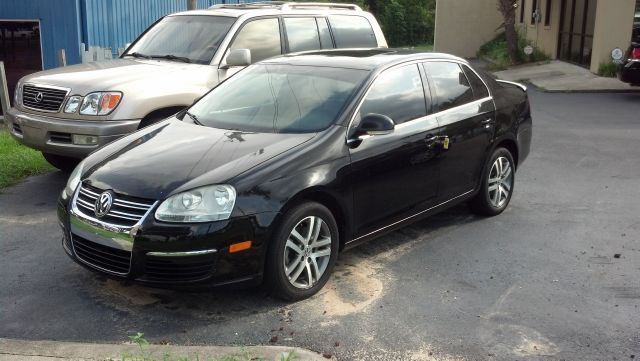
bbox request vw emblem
[34,92,44,103]
[94,191,114,218]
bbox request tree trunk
[497,0,519,64]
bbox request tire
[470,147,515,217]
[42,152,80,173]
[265,202,339,301]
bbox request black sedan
[620,24,640,85]
[58,49,532,300]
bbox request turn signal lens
[98,92,122,115]
[229,240,252,253]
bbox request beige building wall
[590,0,636,73]
[433,0,503,58]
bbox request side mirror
[224,49,251,68]
[348,113,395,146]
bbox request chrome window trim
[21,83,71,114]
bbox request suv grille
[72,234,131,275]
[75,183,156,228]
[22,84,68,112]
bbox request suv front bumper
[6,107,140,158]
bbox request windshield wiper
[185,111,202,125]
[150,54,192,63]
[124,52,151,59]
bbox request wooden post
[57,49,67,67]
[0,61,10,124]
[187,0,197,10]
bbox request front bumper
[620,59,640,85]
[6,107,140,158]
[57,189,279,289]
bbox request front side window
[284,17,321,53]
[423,62,474,112]
[189,65,367,133]
[328,15,377,48]
[229,18,281,63]
[125,16,235,64]
[358,65,427,125]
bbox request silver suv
[7,2,387,171]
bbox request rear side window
[462,65,490,99]
[230,18,281,63]
[328,15,377,48]
[359,64,427,125]
[423,62,474,112]
[284,17,321,52]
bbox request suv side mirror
[348,113,395,146]
[224,49,251,68]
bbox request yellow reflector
[229,240,252,253]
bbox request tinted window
[284,18,321,52]
[189,65,367,133]
[359,65,427,125]
[423,62,474,112]
[316,18,333,49]
[229,18,281,63]
[328,15,377,48]
[462,65,490,99]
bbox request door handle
[481,119,493,124]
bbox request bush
[478,32,549,68]
[597,62,619,78]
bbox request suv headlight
[155,185,236,223]
[79,91,122,115]
[63,161,84,198]
[14,81,23,106]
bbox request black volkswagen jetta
[58,49,532,300]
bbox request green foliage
[478,32,550,68]
[597,62,619,78]
[0,128,54,189]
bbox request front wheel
[265,202,339,301]
[470,147,515,216]
[42,152,80,173]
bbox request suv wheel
[266,202,339,301]
[42,153,80,173]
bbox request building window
[531,0,538,24]
[520,0,526,23]
[544,0,552,26]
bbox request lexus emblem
[94,191,114,218]
[34,92,44,103]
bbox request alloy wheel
[487,156,513,208]
[283,216,332,289]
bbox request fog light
[72,134,98,145]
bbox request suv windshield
[125,15,235,65]
[188,65,368,133]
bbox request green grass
[0,126,54,189]
[411,43,434,52]
[478,32,549,69]
[597,62,619,78]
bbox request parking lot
[1,88,639,360]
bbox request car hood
[21,58,218,96]
[83,119,316,200]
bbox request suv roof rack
[209,1,362,11]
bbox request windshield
[125,15,235,64]
[188,65,368,133]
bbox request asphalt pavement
[1,88,639,360]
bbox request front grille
[49,131,72,143]
[74,183,155,228]
[72,234,132,275]
[22,84,68,112]
[143,255,215,283]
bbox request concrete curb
[0,338,332,361]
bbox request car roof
[170,2,366,18]
[260,49,468,71]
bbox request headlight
[79,92,122,115]
[64,161,84,198]
[64,96,83,113]
[155,185,236,223]
[14,81,23,106]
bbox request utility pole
[187,0,197,10]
